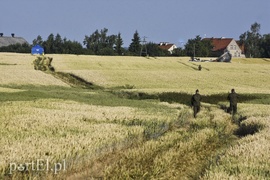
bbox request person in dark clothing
[191,89,202,118]
[227,89,239,115]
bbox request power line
[140,36,148,56]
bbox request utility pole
[140,36,148,56]
[193,43,196,60]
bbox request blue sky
[1,0,269,47]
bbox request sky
[1,0,269,47]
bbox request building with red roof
[158,42,177,54]
[203,37,245,57]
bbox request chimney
[0,33,3,37]
[11,33,15,37]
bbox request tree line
[0,23,269,58]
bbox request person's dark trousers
[229,103,237,114]
[193,106,200,118]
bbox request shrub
[33,56,55,72]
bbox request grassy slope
[0,53,269,179]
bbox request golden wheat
[0,99,147,175]
[0,53,269,179]
[201,104,270,179]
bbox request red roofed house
[158,42,177,54]
[203,37,245,58]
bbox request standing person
[227,89,239,115]
[191,89,202,118]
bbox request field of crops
[0,53,269,179]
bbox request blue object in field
[31,45,44,55]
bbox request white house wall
[226,40,245,58]
[168,45,177,54]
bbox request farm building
[203,37,245,58]
[158,42,177,54]
[0,33,28,47]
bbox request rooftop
[203,38,233,51]
[0,34,29,47]
[158,42,176,51]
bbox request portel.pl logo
[9,159,66,174]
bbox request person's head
[231,89,235,93]
[196,89,199,94]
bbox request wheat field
[49,54,270,94]
[0,53,269,179]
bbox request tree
[43,33,55,54]
[128,30,141,56]
[115,32,124,55]
[146,42,170,56]
[239,22,262,58]
[185,35,212,57]
[54,33,63,53]
[32,35,43,46]
[0,43,31,53]
[62,38,84,55]
[84,28,117,55]
[172,48,186,56]
[261,34,270,58]
[83,29,100,54]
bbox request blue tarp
[31,45,44,55]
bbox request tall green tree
[239,22,262,58]
[62,38,84,55]
[83,28,117,55]
[128,30,141,56]
[54,33,63,53]
[115,32,124,55]
[43,33,55,54]
[83,29,100,54]
[32,35,43,46]
[261,34,270,58]
[185,35,212,57]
